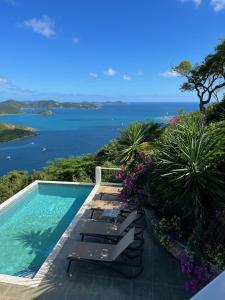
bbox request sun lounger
[80,210,137,240]
[89,200,125,219]
[66,227,143,278]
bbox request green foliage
[28,170,50,182]
[100,161,120,183]
[174,60,192,76]
[0,122,35,143]
[0,102,23,115]
[206,97,225,123]
[0,100,100,115]
[175,39,225,110]
[152,113,225,221]
[118,122,162,164]
[154,216,183,248]
[186,219,225,269]
[95,140,120,165]
[43,155,96,182]
[205,245,225,270]
[0,171,29,203]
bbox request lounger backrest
[111,227,135,261]
[118,210,137,235]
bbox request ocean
[0,102,198,176]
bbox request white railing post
[95,166,102,185]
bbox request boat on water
[6,156,11,160]
[42,148,47,152]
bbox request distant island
[0,100,101,115]
[0,122,36,143]
[39,110,54,116]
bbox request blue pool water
[0,102,198,175]
[0,183,93,277]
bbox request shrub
[118,122,162,165]
[152,112,225,223]
[43,155,96,182]
[154,216,183,248]
[180,255,216,293]
[117,152,153,208]
[95,140,120,165]
[0,171,29,203]
[206,97,225,123]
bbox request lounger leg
[67,260,72,273]
[90,209,94,219]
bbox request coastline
[0,131,37,144]
[0,113,26,116]
[0,102,198,176]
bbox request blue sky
[0,0,225,102]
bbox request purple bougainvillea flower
[184,281,190,292]
[136,163,145,171]
[170,116,181,125]
[138,151,146,159]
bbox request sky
[0,0,225,102]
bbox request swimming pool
[0,181,96,285]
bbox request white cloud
[89,72,98,78]
[103,68,117,77]
[0,77,9,85]
[160,70,181,78]
[22,16,56,38]
[211,0,225,11]
[72,37,80,44]
[179,0,202,6]
[123,74,132,81]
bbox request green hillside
[0,100,100,115]
[0,122,35,142]
[0,102,23,115]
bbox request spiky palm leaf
[154,113,225,219]
[118,122,161,164]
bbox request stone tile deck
[0,185,191,300]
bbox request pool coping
[0,180,99,287]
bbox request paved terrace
[0,186,190,300]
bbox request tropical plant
[43,155,96,182]
[95,139,120,165]
[118,122,161,164]
[174,39,225,111]
[0,170,29,203]
[152,112,225,222]
[206,96,225,123]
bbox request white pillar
[95,166,101,184]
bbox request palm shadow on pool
[15,228,54,277]
[14,197,82,278]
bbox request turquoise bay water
[0,102,198,175]
[0,183,92,277]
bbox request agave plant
[118,122,161,164]
[153,113,225,221]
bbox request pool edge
[0,180,99,287]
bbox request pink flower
[184,281,190,292]
[136,163,145,171]
[138,151,145,158]
[190,280,198,293]
[170,116,181,125]
[115,169,125,180]
[180,255,186,273]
